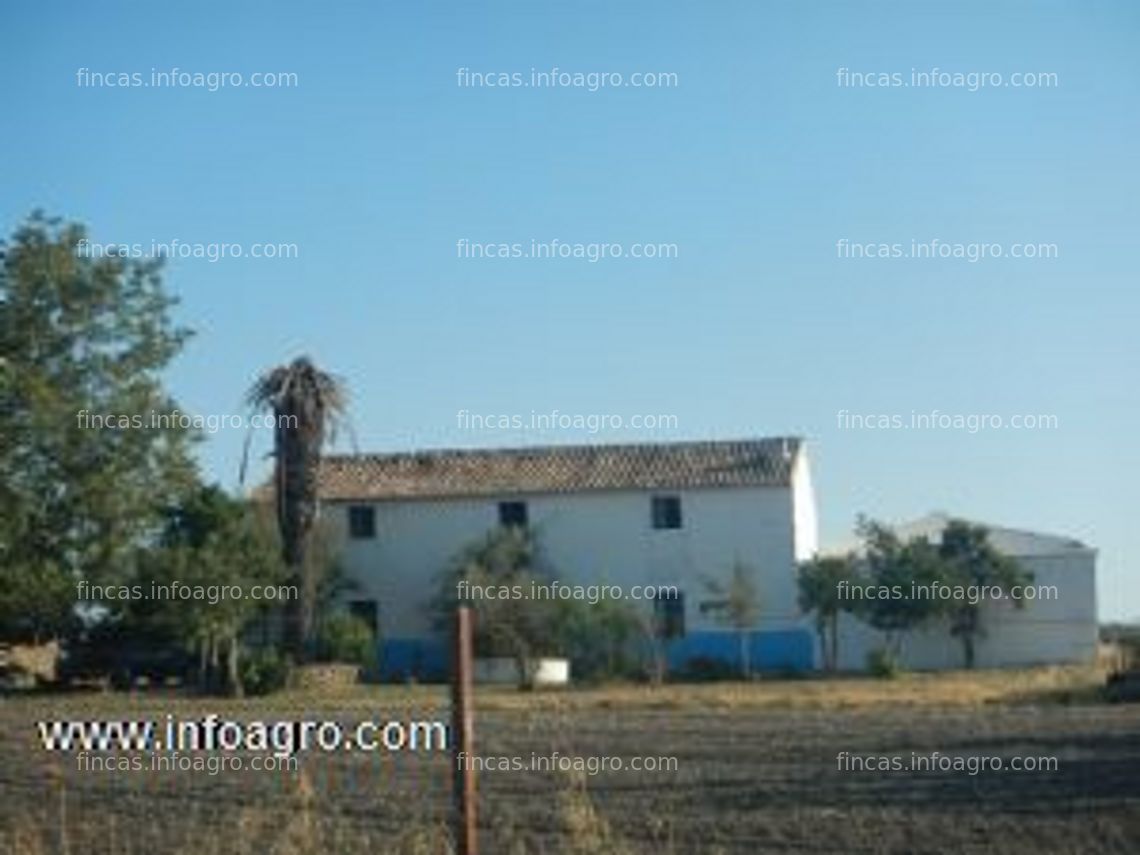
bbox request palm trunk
[251,358,345,664]
[276,405,320,661]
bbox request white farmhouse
[829,512,1099,671]
[315,438,1098,677]
[317,437,819,679]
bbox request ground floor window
[348,599,379,635]
[653,590,685,638]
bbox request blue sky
[3,1,1137,620]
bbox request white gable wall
[791,449,819,562]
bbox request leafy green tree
[937,520,1033,669]
[0,212,196,642]
[548,596,643,682]
[245,356,348,660]
[854,518,944,663]
[701,559,761,678]
[434,527,649,685]
[127,485,288,695]
[796,553,859,671]
[432,525,555,687]
[308,545,362,649]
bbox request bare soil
[1,683,1137,853]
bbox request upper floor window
[348,505,376,539]
[651,495,682,530]
[498,500,528,528]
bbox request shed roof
[826,512,1093,558]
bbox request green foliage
[0,564,77,644]
[0,212,197,642]
[433,527,649,685]
[239,648,292,696]
[310,548,360,627]
[797,553,859,671]
[844,517,1030,669]
[853,517,945,656]
[433,526,555,666]
[937,520,1033,668]
[548,597,644,682]
[315,613,376,666]
[126,485,289,695]
[866,646,902,678]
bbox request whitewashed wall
[326,481,811,639]
[833,550,1098,670]
[791,450,819,562]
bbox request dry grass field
[1,666,1137,854]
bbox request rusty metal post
[451,605,478,855]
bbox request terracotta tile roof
[312,437,802,501]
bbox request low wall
[666,629,815,673]
[473,657,569,687]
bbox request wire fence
[3,683,1138,854]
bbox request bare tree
[701,559,761,678]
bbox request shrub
[315,614,376,666]
[549,599,642,683]
[677,655,739,682]
[240,649,291,696]
[866,647,902,679]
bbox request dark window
[653,590,686,638]
[498,501,528,528]
[348,505,376,539]
[348,600,379,636]
[651,496,682,530]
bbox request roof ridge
[901,513,1092,552]
[321,436,802,463]
[306,436,804,501]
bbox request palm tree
[244,356,348,660]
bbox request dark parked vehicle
[59,623,194,689]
